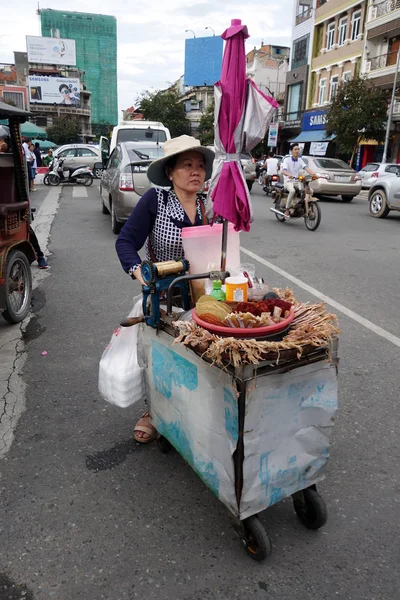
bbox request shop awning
[289,130,336,143]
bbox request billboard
[26,35,76,66]
[267,123,278,147]
[184,36,223,87]
[28,75,80,107]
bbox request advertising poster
[267,123,278,147]
[310,141,329,156]
[184,36,223,87]
[26,36,76,66]
[29,76,80,106]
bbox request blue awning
[289,130,336,143]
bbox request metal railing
[295,7,313,24]
[369,0,400,20]
[366,50,398,71]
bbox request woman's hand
[133,267,146,286]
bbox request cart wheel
[157,435,172,454]
[242,515,272,562]
[292,487,328,530]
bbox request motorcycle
[269,174,322,232]
[257,167,267,185]
[262,173,280,195]
[47,156,93,187]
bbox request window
[292,34,309,69]
[314,158,352,170]
[327,22,335,50]
[351,10,361,41]
[319,79,327,105]
[2,91,24,109]
[339,17,347,46]
[330,76,339,100]
[342,71,352,82]
[116,128,167,143]
[77,148,97,157]
[385,165,400,174]
[287,83,303,120]
[60,149,76,157]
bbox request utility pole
[382,48,400,164]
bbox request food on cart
[194,296,293,330]
[195,296,232,325]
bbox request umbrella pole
[220,219,228,280]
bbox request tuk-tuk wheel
[2,249,32,324]
[157,435,172,454]
[292,486,328,530]
[241,515,272,562]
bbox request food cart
[136,294,339,561]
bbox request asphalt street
[0,181,399,600]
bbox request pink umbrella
[208,19,278,269]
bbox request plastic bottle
[210,280,226,301]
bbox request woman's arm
[115,188,158,277]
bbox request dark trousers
[29,227,44,259]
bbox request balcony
[368,0,400,22]
[392,99,400,120]
[365,50,398,72]
[30,104,91,117]
[296,7,313,25]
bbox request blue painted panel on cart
[223,387,239,443]
[151,340,198,399]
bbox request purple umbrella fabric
[209,19,279,232]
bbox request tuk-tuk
[0,100,36,324]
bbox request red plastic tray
[192,306,295,338]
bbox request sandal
[133,411,157,444]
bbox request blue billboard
[184,36,224,87]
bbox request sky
[1,1,293,117]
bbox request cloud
[2,0,293,115]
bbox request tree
[91,121,113,140]
[326,75,388,166]
[137,90,190,137]
[46,116,81,145]
[198,100,215,146]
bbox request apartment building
[308,0,367,109]
[361,0,400,161]
[281,0,316,151]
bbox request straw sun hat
[146,135,215,187]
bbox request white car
[358,162,400,189]
[53,144,102,177]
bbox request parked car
[279,156,361,202]
[99,142,162,233]
[53,144,102,177]
[358,162,400,189]
[108,121,171,154]
[368,174,400,218]
[207,146,256,191]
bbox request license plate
[336,176,349,182]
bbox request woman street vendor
[115,135,215,443]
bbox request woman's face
[169,151,206,194]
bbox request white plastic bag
[98,295,145,408]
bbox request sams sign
[302,110,328,131]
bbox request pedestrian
[115,135,214,442]
[43,149,53,167]
[34,142,43,167]
[29,227,50,269]
[29,143,37,191]
[22,137,36,192]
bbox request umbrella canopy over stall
[20,121,47,139]
[31,138,57,149]
[209,19,278,236]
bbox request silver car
[100,142,160,233]
[368,174,400,218]
[358,162,400,189]
[53,144,102,176]
[279,156,361,202]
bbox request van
[110,121,170,151]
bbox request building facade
[246,44,290,100]
[40,9,118,126]
[361,0,400,161]
[282,0,317,150]
[308,0,367,109]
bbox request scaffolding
[40,9,118,125]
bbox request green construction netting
[41,10,118,126]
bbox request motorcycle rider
[262,151,279,187]
[281,144,316,218]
